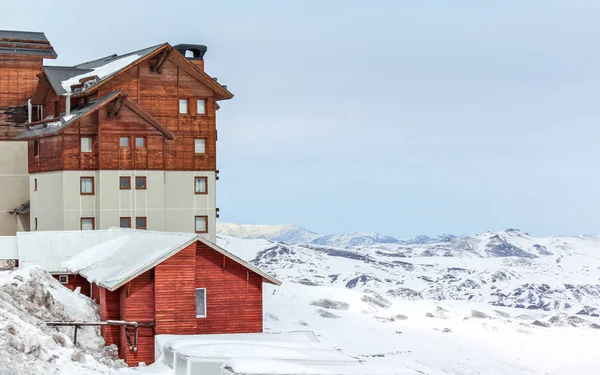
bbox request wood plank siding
[95,240,266,366]
[52,274,90,297]
[29,55,218,173]
[0,57,43,138]
[119,270,155,366]
[195,241,264,334]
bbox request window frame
[135,137,145,148]
[119,176,131,190]
[119,137,130,148]
[58,275,69,284]
[135,217,147,230]
[120,217,132,228]
[195,288,207,318]
[195,215,209,234]
[33,140,40,158]
[194,177,208,195]
[135,176,147,190]
[196,99,206,115]
[179,98,189,115]
[80,176,95,195]
[80,217,95,230]
[80,137,93,153]
[194,138,206,154]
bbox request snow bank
[0,266,125,374]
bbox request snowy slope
[0,267,125,374]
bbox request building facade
[1,30,232,241]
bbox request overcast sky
[5,1,600,237]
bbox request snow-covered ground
[2,227,600,374]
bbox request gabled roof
[63,229,281,291]
[16,91,176,140]
[43,44,165,96]
[41,42,233,100]
[0,30,57,59]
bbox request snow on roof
[17,229,128,273]
[60,54,141,94]
[177,342,357,364]
[62,230,197,291]
[223,358,358,375]
[0,236,18,259]
[158,332,318,352]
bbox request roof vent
[173,44,207,71]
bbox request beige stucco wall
[30,170,216,242]
[0,141,30,235]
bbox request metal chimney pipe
[65,94,71,116]
[27,99,32,123]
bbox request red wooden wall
[119,270,155,366]
[52,274,90,297]
[195,242,264,334]
[98,287,120,347]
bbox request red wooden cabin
[63,230,280,366]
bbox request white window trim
[196,288,207,318]
[59,275,69,284]
[179,99,189,114]
[197,99,206,115]
[81,137,92,153]
[195,138,206,154]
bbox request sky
[4,1,600,238]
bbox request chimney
[173,44,207,71]
[65,93,71,116]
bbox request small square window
[195,139,206,154]
[81,137,92,153]
[119,176,131,190]
[119,137,129,147]
[136,217,147,230]
[81,217,95,230]
[33,140,40,157]
[194,177,207,194]
[196,288,206,318]
[135,137,145,148]
[80,177,94,195]
[120,217,131,228]
[195,216,208,233]
[179,99,188,114]
[197,99,206,115]
[58,275,69,284]
[135,176,146,190]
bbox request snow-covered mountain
[216,222,438,247]
[218,228,600,316]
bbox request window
[194,177,207,194]
[81,217,95,230]
[34,179,37,192]
[81,137,92,153]
[196,288,206,318]
[135,137,145,148]
[197,99,206,115]
[136,217,147,230]
[195,216,208,233]
[119,176,131,190]
[80,177,94,195]
[120,217,131,228]
[119,137,129,148]
[58,275,69,284]
[179,99,188,114]
[34,218,38,231]
[194,139,206,154]
[135,176,146,190]
[33,140,40,157]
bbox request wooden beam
[151,50,170,73]
[108,96,126,119]
[36,73,52,88]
